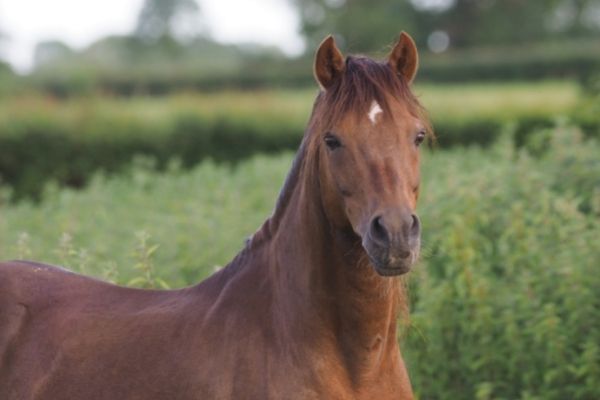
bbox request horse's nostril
[370,215,389,245]
[410,214,420,237]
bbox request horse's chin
[353,225,420,276]
[363,244,419,277]
[369,256,413,277]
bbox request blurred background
[0,0,599,398]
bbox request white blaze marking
[368,101,383,124]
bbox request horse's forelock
[316,56,431,135]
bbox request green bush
[405,130,600,399]
[431,116,504,148]
[0,101,304,200]
[0,153,290,285]
[514,111,600,151]
[0,127,598,397]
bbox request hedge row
[419,39,600,83]
[1,95,598,201]
[25,64,315,98]
[0,113,301,201]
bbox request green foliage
[405,130,600,399]
[0,93,306,200]
[128,230,169,289]
[420,39,600,83]
[2,82,594,200]
[0,153,290,286]
[0,61,17,96]
[292,0,600,51]
[134,0,200,42]
[20,40,600,96]
[0,126,598,397]
[291,0,419,52]
[11,29,600,97]
[23,35,312,97]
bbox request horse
[0,32,430,399]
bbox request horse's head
[311,33,429,276]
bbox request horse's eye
[324,133,342,150]
[415,131,426,146]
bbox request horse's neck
[263,144,402,379]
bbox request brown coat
[0,33,428,399]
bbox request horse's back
[0,261,102,398]
[0,260,111,335]
[0,261,200,399]
[0,260,76,345]
[0,260,346,399]
[0,259,102,295]
[0,261,32,357]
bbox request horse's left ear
[388,32,419,84]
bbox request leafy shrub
[0,127,598,397]
[0,154,290,285]
[405,130,600,399]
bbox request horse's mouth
[364,241,419,277]
[360,225,420,277]
[369,254,413,276]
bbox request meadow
[0,80,599,398]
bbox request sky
[0,0,304,72]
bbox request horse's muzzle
[362,209,421,276]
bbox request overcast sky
[0,0,305,72]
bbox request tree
[34,41,74,68]
[0,28,7,61]
[290,0,600,53]
[134,0,203,43]
[291,0,420,53]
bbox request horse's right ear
[314,35,345,90]
[388,32,419,84]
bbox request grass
[416,80,579,120]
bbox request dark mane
[318,56,431,133]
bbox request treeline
[2,0,600,97]
[3,38,598,98]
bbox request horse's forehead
[366,95,416,125]
[341,103,420,158]
[368,101,383,125]
[358,100,417,134]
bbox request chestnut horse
[0,32,429,399]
